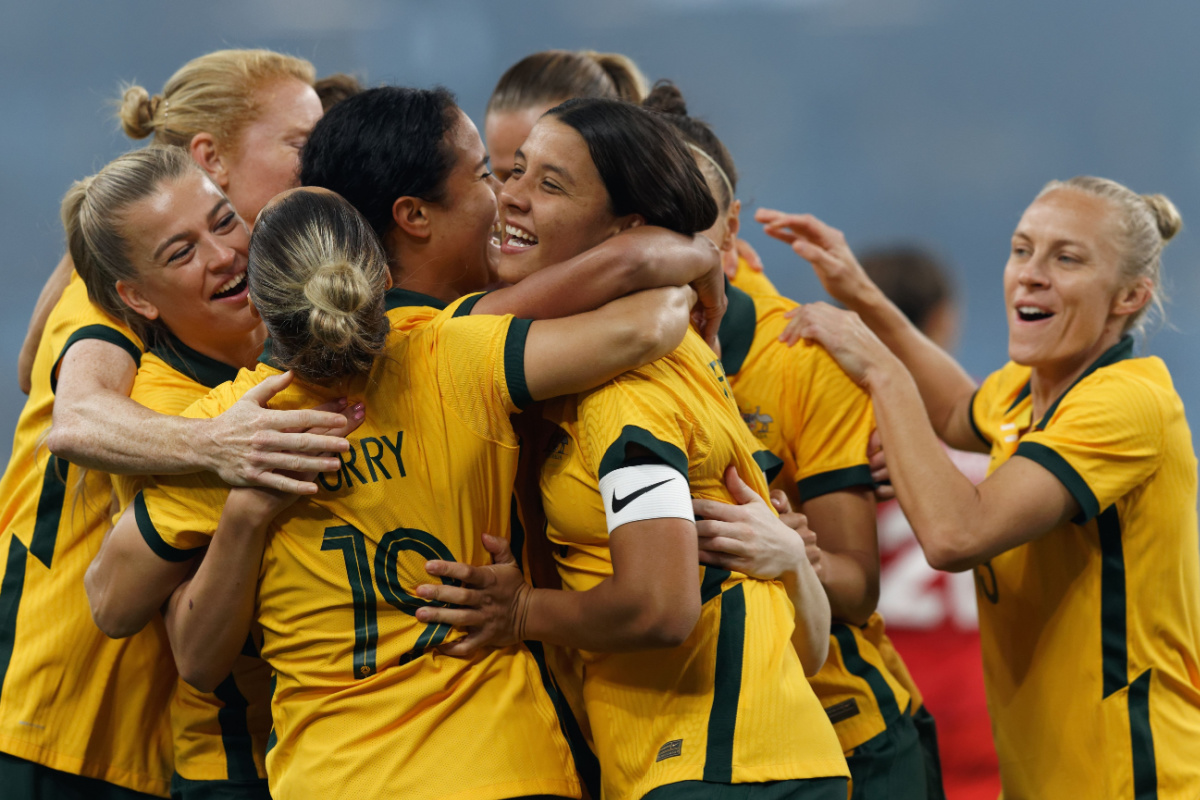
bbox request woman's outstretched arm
[757,209,984,452]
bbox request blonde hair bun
[1142,194,1183,242]
[118,84,159,139]
[304,259,375,351]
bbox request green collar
[715,279,758,376]
[150,330,241,389]
[1033,335,1135,430]
[385,288,448,312]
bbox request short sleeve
[785,345,875,500]
[434,311,531,442]
[577,373,692,481]
[136,474,228,559]
[48,276,144,394]
[1015,372,1163,523]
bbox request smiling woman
[763,175,1200,798]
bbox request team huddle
[0,45,1197,800]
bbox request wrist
[862,351,906,396]
[187,418,221,474]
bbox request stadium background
[1,2,1197,798]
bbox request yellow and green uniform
[719,283,921,759]
[969,336,1200,799]
[728,254,779,298]
[134,290,580,800]
[0,272,175,796]
[113,332,272,796]
[540,327,849,800]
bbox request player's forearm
[817,549,878,627]
[167,494,271,692]
[866,361,988,572]
[524,579,698,652]
[479,228,712,320]
[49,389,214,475]
[850,287,977,441]
[782,560,831,675]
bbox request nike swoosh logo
[611,479,673,514]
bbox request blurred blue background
[2,0,1198,466]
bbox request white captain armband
[598,463,694,534]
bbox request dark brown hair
[642,81,738,208]
[546,98,718,235]
[487,50,648,116]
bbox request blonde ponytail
[249,190,390,382]
[1037,176,1183,333]
[116,48,315,149]
[62,147,199,342]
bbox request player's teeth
[505,224,537,244]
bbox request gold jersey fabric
[540,328,848,800]
[136,290,580,800]
[0,273,175,796]
[728,254,779,298]
[719,283,916,752]
[113,333,272,784]
[969,336,1200,800]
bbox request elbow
[46,415,85,461]
[85,562,147,639]
[801,636,830,677]
[177,657,223,694]
[920,530,978,573]
[626,598,701,650]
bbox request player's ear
[115,279,159,321]
[392,196,432,240]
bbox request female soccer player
[19,47,321,408]
[64,146,333,799]
[768,178,1200,798]
[298,85,726,349]
[0,56,340,795]
[419,98,848,800]
[86,184,698,800]
[643,81,940,800]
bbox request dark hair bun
[642,80,688,117]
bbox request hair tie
[687,143,734,206]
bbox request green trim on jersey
[965,389,989,448]
[51,324,142,394]
[452,292,487,317]
[0,537,29,699]
[703,583,747,783]
[1034,336,1134,430]
[525,639,601,800]
[1015,441,1100,523]
[831,624,903,728]
[212,672,258,781]
[1098,506,1128,698]
[504,318,533,410]
[598,425,689,481]
[700,567,731,605]
[752,449,784,485]
[797,465,874,502]
[384,288,448,311]
[715,282,757,377]
[1128,669,1158,799]
[135,491,206,562]
[29,454,69,569]
[149,331,240,389]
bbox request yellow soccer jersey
[969,336,1200,800]
[0,272,174,796]
[113,332,272,784]
[728,253,779,298]
[540,328,848,800]
[719,282,915,752]
[136,291,579,800]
